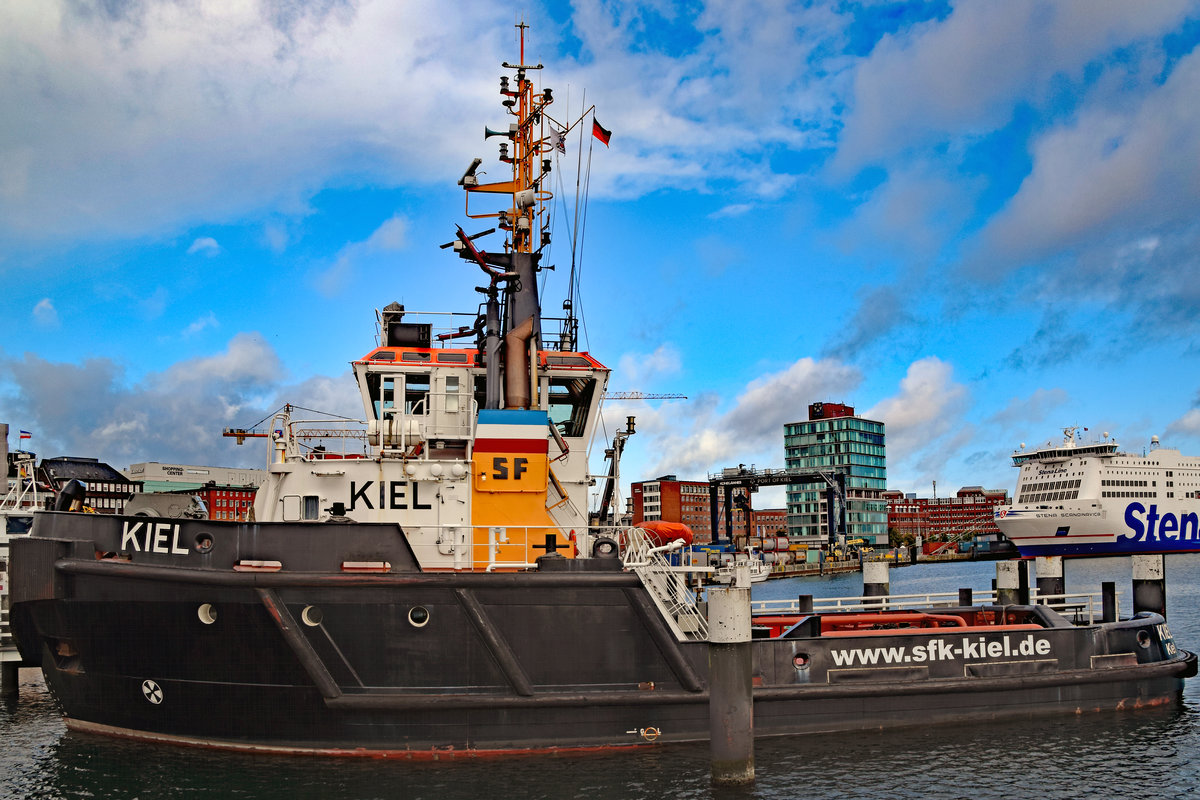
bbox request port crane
[602,392,686,400]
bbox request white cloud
[708,203,754,220]
[615,344,682,389]
[263,222,289,253]
[0,332,361,467]
[614,356,861,483]
[1165,408,1200,442]
[182,311,219,337]
[0,1,507,242]
[32,297,58,327]
[988,388,1070,427]
[187,236,221,255]
[316,212,409,295]
[865,356,969,465]
[834,0,1192,173]
[976,48,1200,267]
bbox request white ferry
[995,427,1200,556]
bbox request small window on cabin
[402,352,431,362]
[380,377,396,417]
[445,375,461,413]
[405,373,431,414]
[545,355,592,367]
[438,352,468,363]
[303,496,320,520]
[547,377,596,438]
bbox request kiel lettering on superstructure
[121,521,189,555]
[1122,502,1200,542]
[349,480,434,512]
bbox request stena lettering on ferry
[994,427,1200,557]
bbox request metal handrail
[623,527,709,642]
[751,588,1120,619]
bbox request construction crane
[602,392,686,400]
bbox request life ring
[592,536,619,558]
[641,726,661,742]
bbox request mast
[453,23,557,410]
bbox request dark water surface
[5,555,1200,799]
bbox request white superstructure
[995,427,1200,556]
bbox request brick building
[630,475,787,544]
[883,486,1009,543]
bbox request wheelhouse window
[405,373,430,414]
[548,377,596,438]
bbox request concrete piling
[1132,554,1167,617]
[708,565,754,786]
[1035,556,1064,601]
[996,561,1020,605]
[862,560,890,605]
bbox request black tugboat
[9,26,1195,756]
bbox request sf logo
[492,456,528,480]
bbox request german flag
[592,118,611,147]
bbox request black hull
[11,512,1196,755]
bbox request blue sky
[4,1,1200,510]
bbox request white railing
[623,527,710,642]
[1,453,40,512]
[752,588,1117,622]
[377,393,476,452]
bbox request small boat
[995,427,1200,556]
[712,548,770,583]
[9,29,1195,757]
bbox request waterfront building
[124,462,265,493]
[784,402,887,546]
[741,507,787,537]
[123,462,265,522]
[630,476,784,544]
[884,486,1009,543]
[631,476,716,542]
[39,456,139,514]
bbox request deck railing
[623,527,710,642]
[751,588,1117,623]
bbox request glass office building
[784,402,888,546]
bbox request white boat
[713,549,770,583]
[994,426,1200,556]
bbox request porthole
[408,606,430,628]
[197,604,218,625]
[195,534,214,554]
[1137,630,1152,649]
[793,653,810,670]
[301,606,323,627]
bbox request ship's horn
[484,126,509,140]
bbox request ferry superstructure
[8,29,1194,757]
[995,427,1200,556]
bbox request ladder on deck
[623,528,709,642]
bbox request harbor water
[4,555,1200,799]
